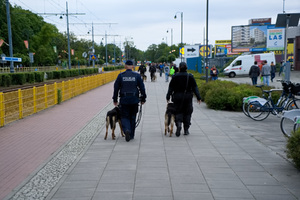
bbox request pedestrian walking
[159,63,164,77]
[164,64,170,82]
[149,63,156,81]
[261,60,271,86]
[270,61,276,82]
[138,62,146,76]
[249,61,260,85]
[279,61,285,76]
[112,60,147,142]
[166,62,201,137]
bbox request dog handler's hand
[197,100,201,104]
[113,102,118,106]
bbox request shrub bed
[286,128,300,169]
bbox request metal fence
[0,70,123,127]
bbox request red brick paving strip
[0,82,114,200]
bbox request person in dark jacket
[138,63,146,76]
[270,61,276,82]
[249,61,260,85]
[166,62,201,137]
[113,60,147,142]
[149,63,156,81]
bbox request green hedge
[103,66,123,71]
[0,68,100,87]
[0,74,12,87]
[286,128,300,169]
[11,73,26,85]
[191,71,281,112]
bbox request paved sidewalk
[3,71,300,200]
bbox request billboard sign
[267,27,285,50]
[215,40,230,57]
[231,24,285,53]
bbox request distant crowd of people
[249,60,280,86]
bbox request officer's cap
[125,60,134,66]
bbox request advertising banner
[231,24,285,52]
[267,27,285,50]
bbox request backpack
[170,67,175,75]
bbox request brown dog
[104,106,124,140]
[142,74,147,82]
[165,103,176,137]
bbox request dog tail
[109,115,114,129]
[167,113,172,126]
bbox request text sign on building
[184,45,199,58]
[267,27,285,50]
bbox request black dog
[165,103,176,137]
[104,106,124,140]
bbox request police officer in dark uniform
[166,62,201,136]
[113,60,147,142]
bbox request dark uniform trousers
[120,104,138,139]
[173,92,193,131]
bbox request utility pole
[5,0,14,73]
[205,0,209,83]
[66,1,71,69]
[71,23,118,67]
[37,1,85,69]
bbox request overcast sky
[10,0,300,51]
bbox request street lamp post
[174,12,183,62]
[205,0,209,83]
[166,28,173,47]
[6,0,14,73]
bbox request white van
[223,52,276,78]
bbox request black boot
[125,130,131,142]
[175,126,181,137]
[184,129,190,135]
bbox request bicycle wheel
[280,117,294,138]
[242,102,250,117]
[242,96,260,117]
[286,99,300,110]
[247,101,271,121]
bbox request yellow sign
[199,45,211,57]
[180,47,185,55]
[215,40,231,44]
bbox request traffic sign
[90,55,97,60]
[184,45,199,58]
[2,57,22,62]
[82,52,87,58]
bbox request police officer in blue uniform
[113,60,147,142]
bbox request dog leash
[135,103,143,128]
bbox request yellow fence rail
[0,70,123,127]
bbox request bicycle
[242,85,266,117]
[243,81,290,118]
[247,82,300,121]
[280,83,300,137]
[280,109,300,138]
